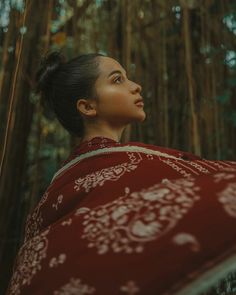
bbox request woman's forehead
[98,56,126,78]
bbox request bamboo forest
[0,0,236,294]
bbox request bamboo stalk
[0,0,29,181]
[182,6,201,156]
[162,4,169,147]
[28,0,54,212]
[121,0,132,143]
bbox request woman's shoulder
[123,141,203,160]
[60,137,203,168]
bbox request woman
[7,52,236,295]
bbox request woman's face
[94,56,146,127]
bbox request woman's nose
[131,81,142,93]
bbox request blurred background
[0,0,236,293]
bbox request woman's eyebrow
[107,70,126,78]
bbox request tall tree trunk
[182,5,201,156]
[121,0,132,143]
[0,1,52,293]
[27,0,54,216]
[162,3,169,147]
[0,9,19,153]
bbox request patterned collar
[62,137,121,166]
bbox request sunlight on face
[94,56,146,127]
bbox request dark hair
[36,51,105,137]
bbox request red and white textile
[7,137,236,295]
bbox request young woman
[7,52,236,295]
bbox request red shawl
[7,137,236,295]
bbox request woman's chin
[136,110,146,122]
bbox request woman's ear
[76,99,97,117]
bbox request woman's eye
[114,76,123,83]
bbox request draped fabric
[6,137,236,295]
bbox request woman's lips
[135,101,144,107]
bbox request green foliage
[228,111,236,127]
[216,90,232,105]
[227,77,236,87]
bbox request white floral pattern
[76,178,200,254]
[53,278,95,295]
[24,192,49,242]
[184,161,210,174]
[8,227,50,295]
[218,182,236,218]
[206,161,233,170]
[49,253,67,268]
[120,280,140,294]
[52,194,64,210]
[213,168,236,183]
[74,153,142,193]
[61,218,72,226]
[159,158,192,178]
[172,232,201,252]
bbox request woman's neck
[81,125,126,143]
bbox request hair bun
[36,51,66,93]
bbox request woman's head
[36,51,145,138]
